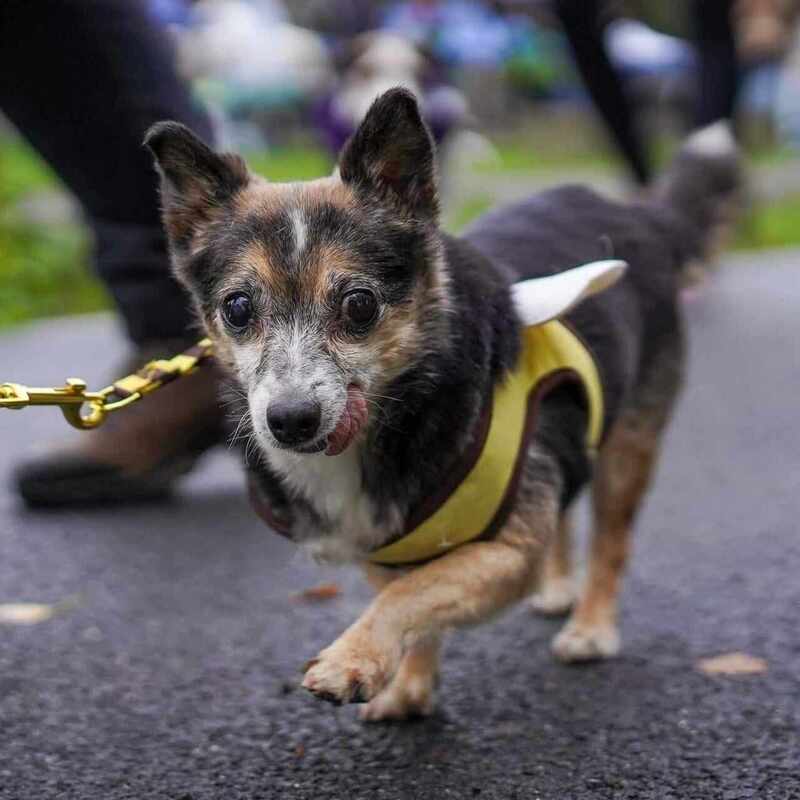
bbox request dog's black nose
[267,398,322,445]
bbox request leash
[0,338,214,430]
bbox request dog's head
[146,88,447,459]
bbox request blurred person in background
[553,0,653,185]
[553,0,797,187]
[315,30,471,156]
[0,0,226,508]
[176,0,331,150]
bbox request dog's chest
[266,447,395,560]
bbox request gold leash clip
[0,378,112,429]
[0,338,214,430]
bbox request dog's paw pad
[530,577,575,617]
[359,676,435,722]
[552,621,620,663]
[302,661,371,704]
[301,640,393,704]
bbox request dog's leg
[302,455,559,705]
[530,511,575,616]
[552,410,663,662]
[358,565,441,721]
[359,633,441,721]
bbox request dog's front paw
[359,672,436,722]
[302,633,399,705]
[552,620,621,663]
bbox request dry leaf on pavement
[696,652,768,676]
[290,583,341,603]
[0,603,56,625]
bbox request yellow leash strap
[0,338,214,430]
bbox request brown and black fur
[145,89,740,718]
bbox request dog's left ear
[339,87,438,219]
[511,260,628,326]
[144,121,250,250]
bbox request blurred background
[2,0,800,329]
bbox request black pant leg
[554,0,651,186]
[0,0,214,344]
[692,0,738,127]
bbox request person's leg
[0,0,213,345]
[693,0,739,126]
[0,1,225,506]
[554,0,652,186]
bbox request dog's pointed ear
[144,122,250,248]
[511,260,628,327]
[339,88,438,219]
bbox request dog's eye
[222,292,254,331]
[342,290,378,329]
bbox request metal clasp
[1,338,215,431]
[0,378,110,430]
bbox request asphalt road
[1,251,799,800]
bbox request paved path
[1,251,798,800]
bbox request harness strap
[367,320,603,565]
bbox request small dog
[145,88,739,720]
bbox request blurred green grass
[247,144,333,182]
[0,139,107,328]
[1,133,798,330]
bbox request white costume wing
[510,259,628,327]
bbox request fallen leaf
[0,595,81,625]
[0,603,55,625]
[290,582,341,603]
[294,743,305,758]
[696,652,768,676]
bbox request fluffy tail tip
[656,119,742,284]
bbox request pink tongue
[325,385,367,456]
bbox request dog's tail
[653,121,742,282]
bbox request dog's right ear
[144,122,250,250]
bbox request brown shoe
[14,340,226,508]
